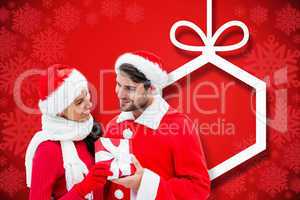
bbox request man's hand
[112,155,144,191]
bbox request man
[104,51,210,199]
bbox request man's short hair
[119,63,151,90]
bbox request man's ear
[148,85,155,93]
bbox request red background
[0,0,299,199]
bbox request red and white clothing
[29,140,103,200]
[104,95,211,200]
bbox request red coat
[104,95,210,200]
[29,140,103,200]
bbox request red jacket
[104,95,210,200]
[29,140,102,200]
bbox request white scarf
[25,114,94,199]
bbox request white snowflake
[249,5,268,26]
[0,109,40,157]
[275,4,300,35]
[53,2,80,32]
[31,28,65,65]
[12,3,42,36]
[125,3,144,24]
[100,0,122,19]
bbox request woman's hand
[74,161,112,197]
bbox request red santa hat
[38,64,89,115]
[115,51,168,90]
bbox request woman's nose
[85,99,92,109]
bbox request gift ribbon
[167,0,250,86]
[96,138,132,180]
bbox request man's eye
[127,87,136,92]
[75,100,83,105]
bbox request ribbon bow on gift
[96,138,132,180]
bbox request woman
[25,64,112,199]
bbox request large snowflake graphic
[275,4,300,36]
[257,163,288,197]
[53,2,80,32]
[0,27,17,61]
[0,53,34,95]
[0,165,24,197]
[31,28,65,65]
[0,109,40,157]
[125,3,144,24]
[244,35,300,87]
[100,0,122,19]
[12,3,42,36]
[249,5,268,26]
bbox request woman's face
[60,89,92,122]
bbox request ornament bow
[170,0,249,55]
[96,138,132,180]
[167,0,251,86]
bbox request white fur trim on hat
[115,53,168,90]
[38,69,88,115]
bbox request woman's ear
[57,111,66,119]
